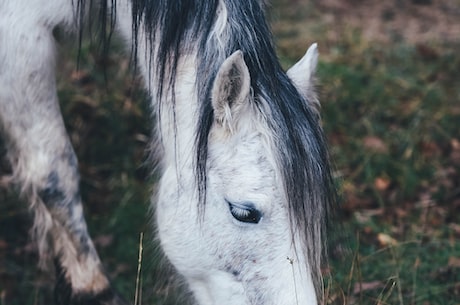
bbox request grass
[1,1,460,304]
[322,37,460,305]
[311,29,459,305]
[270,3,460,303]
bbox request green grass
[273,3,460,304]
[310,27,460,305]
[308,32,459,305]
[1,2,460,304]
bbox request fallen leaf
[374,177,391,191]
[70,70,92,84]
[416,43,439,60]
[364,227,374,235]
[353,281,384,294]
[420,141,441,157]
[377,233,398,247]
[0,239,8,250]
[395,207,408,218]
[450,139,460,164]
[448,257,460,268]
[450,149,460,165]
[354,209,384,224]
[449,223,460,235]
[414,257,421,269]
[451,138,460,150]
[94,234,114,248]
[363,136,388,153]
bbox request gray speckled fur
[0,1,122,303]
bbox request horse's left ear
[286,43,318,99]
[211,50,251,132]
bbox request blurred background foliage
[1,0,459,304]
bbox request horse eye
[227,201,262,224]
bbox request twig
[134,232,144,305]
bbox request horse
[0,0,336,304]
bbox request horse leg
[0,16,127,305]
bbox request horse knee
[37,167,80,211]
[38,170,70,207]
[16,144,86,257]
[27,146,89,243]
[15,141,80,204]
[36,166,87,242]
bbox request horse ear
[211,50,251,132]
[286,43,318,98]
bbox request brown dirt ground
[271,0,460,60]
[315,0,460,44]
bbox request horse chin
[185,270,247,305]
[184,267,318,305]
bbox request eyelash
[227,201,262,224]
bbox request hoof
[55,286,130,305]
[54,260,130,305]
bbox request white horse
[0,0,335,304]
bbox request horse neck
[115,1,201,175]
[154,55,200,172]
